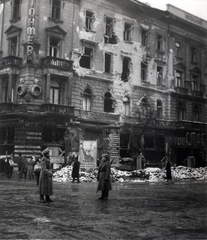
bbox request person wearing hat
[97,153,112,200]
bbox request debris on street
[53,165,207,183]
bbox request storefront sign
[27,0,35,59]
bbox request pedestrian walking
[39,156,54,203]
[34,158,41,185]
[165,159,172,185]
[97,153,112,200]
[72,155,80,183]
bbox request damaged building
[0,0,207,169]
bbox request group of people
[0,156,15,178]
[18,154,36,179]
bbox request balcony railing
[191,90,204,97]
[0,103,18,112]
[41,56,73,71]
[175,87,188,94]
[0,56,22,69]
[0,103,74,116]
[75,109,120,122]
[41,104,74,115]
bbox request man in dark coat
[39,156,53,203]
[97,153,112,200]
[72,156,80,183]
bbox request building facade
[0,0,207,168]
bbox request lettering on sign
[27,1,35,60]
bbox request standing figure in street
[97,153,112,200]
[39,156,53,203]
[27,157,35,179]
[72,155,80,183]
[4,158,10,178]
[34,158,41,185]
[165,159,172,185]
[19,157,28,179]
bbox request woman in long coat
[39,157,53,203]
[97,153,112,200]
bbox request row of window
[177,101,202,122]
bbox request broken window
[105,53,112,73]
[177,101,186,121]
[121,57,130,82]
[50,80,60,104]
[49,37,60,58]
[157,66,163,84]
[104,17,117,44]
[79,47,93,69]
[83,88,92,111]
[85,10,94,32]
[141,62,147,81]
[157,100,162,119]
[12,0,21,21]
[141,29,148,46]
[124,23,132,42]
[175,41,181,58]
[104,92,114,113]
[191,47,197,62]
[157,34,163,51]
[52,0,61,20]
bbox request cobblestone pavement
[0,172,207,240]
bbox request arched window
[157,100,162,119]
[50,80,60,104]
[140,97,149,117]
[177,101,186,121]
[104,92,114,113]
[83,88,92,111]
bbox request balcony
[40,104,74,115]
[0,56,22,70]
[75,109,120,123]
[175,87,188,94]
[0,103,74,116]
[0,103,18,112]
[41,57,73,71]
[191,90,204,98]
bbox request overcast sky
[138,0,207,21]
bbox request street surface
[0,171,207,240]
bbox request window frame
[157,100,163,119]
[190,47,197,63]
[83,88,92,111]
[157,34,163,51]
[141,62,147,81]
[175,41,181,58]
[85,10,95,32]
[157,66,163,84]
[104,52,112,73]
[177,101,186,121]
[11,0,21,23]
[49,0,64,23]
[141,28,148,47]
[123,22,132,42]
[50,80,60,104]
[79,47,93,69]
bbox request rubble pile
[52,165,207,183]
